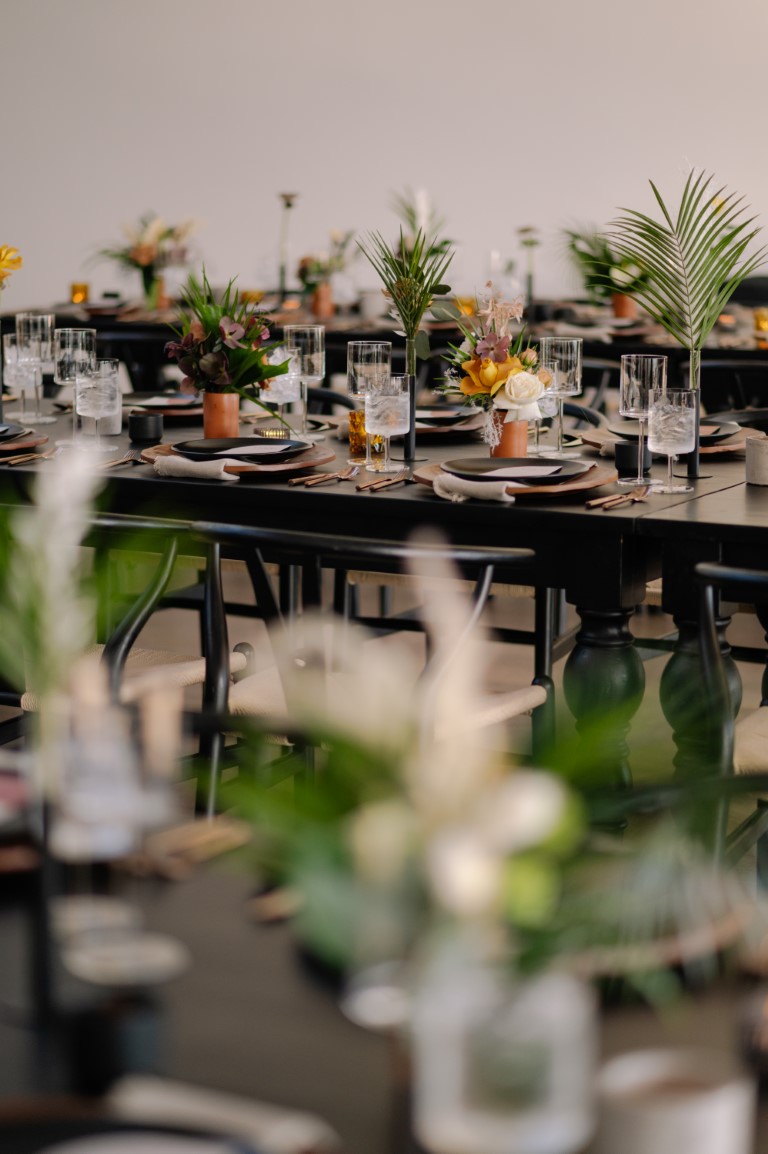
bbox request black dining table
[0,407,757,790]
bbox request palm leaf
[607,171,767,371]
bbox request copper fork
[586,485,648,509]
[598,484,651,511]
[303,465,359,488]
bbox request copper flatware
[356,468,407,492]
[366,471,410,493]
[98,449,144,469]
[599,485,651,511]
[586,485,648,509]
[303,466,359,488]
[288,473,326,486]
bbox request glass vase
[411,937,597,1154]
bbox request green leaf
[415,329,430,361]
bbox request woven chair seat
[20,644,248,712]
[733,707,768,775]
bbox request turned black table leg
[660,613,741,781]
[562,607,645,793]
[756,604,768,705]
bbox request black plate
[415,407,472,427]
[124,393,201,410]
[609,420,741,446]
[441,457,591,484]
[0,423,27,442]
[173,436,310,463]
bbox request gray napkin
[433,473,515,504]
[154,456,240,482]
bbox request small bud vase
[490,411,528,458]
[203,392,240,439]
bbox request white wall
[4,0,768,310]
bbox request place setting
[141,435,336,481]
[414,454,617,502]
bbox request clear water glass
[648,387,696,493]
[283,324,325,435]
[538,338,582,459]
[265,347,302,427]
[2,332,39,422]
[364,375,410,473]
[75,359,120,452]
[618,354,667,488]
[347,340,391,467]
[16,312,56,424]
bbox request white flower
[494,370,545,421]
[610,262,641,290]
[474,773,567,854]
[349,799,418,886]
[426,828,502,918]
[141,217,168,247]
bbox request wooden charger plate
[142,442,336,475]
[0,431,48,455]
[581,425,761,456]
[414,460,618,496]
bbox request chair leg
[531,676,555,762]
[758,799,768,890]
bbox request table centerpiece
[99,213,198,309]
[438,284,551,456]
[358,228,454,461]
[165,270,289,438]
[604,169,767,478]
[297,230,356,318]
[563,225,646,318]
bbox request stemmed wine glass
[15,312,56,424]
[617,354,667,488]
[364,375,410,473]
[538,337,583,459]
[283,324,325,437]
[648,387,696,494]
[347,340,391,468]
[529,361,558,456]
[75,358,121,452]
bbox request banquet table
[0,408,757,790]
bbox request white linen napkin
[433,473,515,504]
[153,456,240,482]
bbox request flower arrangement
[297,229,356,290]
[563,226,646,303]
[165,269,287,399]
[100,213,198,304]
[0,245,22,288]
[439,284,551,448]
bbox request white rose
[494,370,545,422]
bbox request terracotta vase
[310,281,335,319]
[490,411,528,458]
[203,392,240,439]
[611,293,638,321]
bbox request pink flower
[476,332,510,364]
[219,317,246,348]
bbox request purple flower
[476,332,510,363]
[165,340,184,360]
[200,351,226,379]
[219,316,246,348]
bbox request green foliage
[166,268,288,406]
[563,226,646,303]
[608,170,767,359]
[357,228,453,345]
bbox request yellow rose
[460,354,523,398]
[0,245,22,284]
